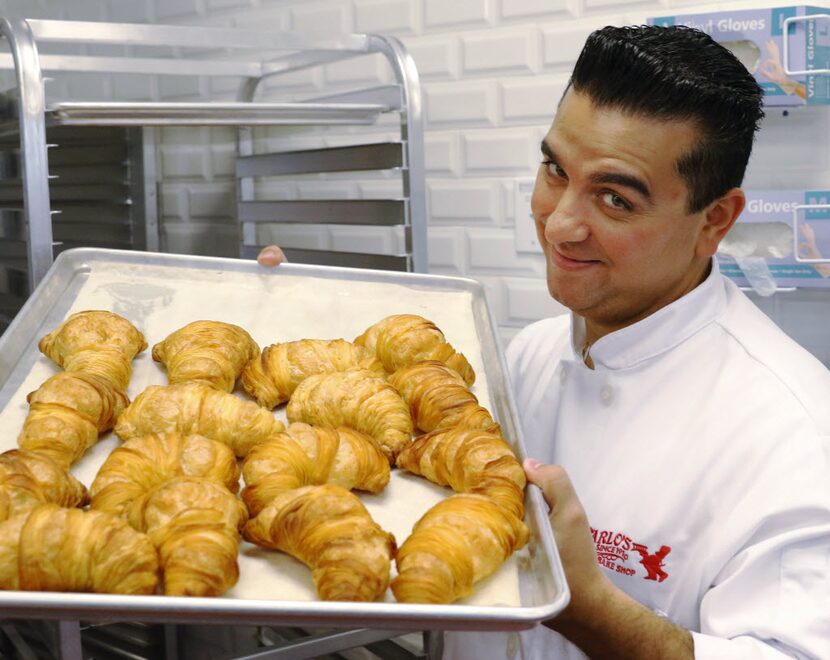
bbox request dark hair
[569,25,764,213]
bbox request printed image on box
[718,190,830,290]
[649,7,830,106]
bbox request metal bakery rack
[0,17,427,335]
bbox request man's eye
[543,160,567,179]
[601,192,631,211]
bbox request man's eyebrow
[591,172,652,201]
[540,140,652,201]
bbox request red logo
[590,527,671,582]
[631,543,671,582]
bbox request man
[259,25,830,659]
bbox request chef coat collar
[570,258,726,371]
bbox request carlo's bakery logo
[591,527,672,582]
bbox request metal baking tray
[0,247,568,631]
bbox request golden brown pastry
[388,361,500,435]
[152,320,260,392]
[90,432,240,518]
[0,449,88,522]
[18,371,129,467]
[241,339,384,409]
[396,427,526,519]
[244,483,395,602]
[241,422,390,516]
[286,368,412,464]
[354,314,475,386]
[38,310,147,390]
[114,382,285,457]
[127,476,247,597]
[392,494,529,604]
[0,504,158,594]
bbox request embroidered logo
[591,527,671,582]
[631,543,671,583]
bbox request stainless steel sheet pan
[0,247,568,631]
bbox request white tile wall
[5,0,830,357]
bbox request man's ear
[696,188,745,258]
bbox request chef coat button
[600,385,613,405]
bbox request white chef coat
[444,262,830,659]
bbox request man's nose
[543,189,589,244]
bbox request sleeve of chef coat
[691,426,830,660]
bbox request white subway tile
[188,183,236,218]
[462,128,538,173]
[164,221,239,258]
[424,81,496,126]
[462,28,538,74]
[501,75,568,122]
[468,230,540,272]
[355,0,416,34]
[428,180,499,221]
[424,0,490,29]
[292,4,350,35]
[207,0,251,10]
[540,20,608,67]
[112,74,155,102]
[499,0,571,19]
[211,143,237,177]
[324,53,391,86]
[161,145,210,179]
[402,35,459,79]
[106,2,152,23]
[424,133,459,174]
[427,227,468,273]
[161,186,187,221]
[159,76,201,101]
[505,277,569,323]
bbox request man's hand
[257,245,287,267]
[523,459,613,625]
[523,459,694,659]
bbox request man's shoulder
[716,284,830,430]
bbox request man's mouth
[550,247,600,271]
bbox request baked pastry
[241,422,390,516]
[241,339,384,409]
[354,314,475,386]
[388,361,500,435]
[18,371,129,467]
[0,504,158,594]
[152,320,260,392]
[90,432,240,518]
[0,449,88,522]
[114,382,285,457]
[392,494,529,604]
[286,368,413,464]
[127,476,247,597]
[38,310,147,390]
[396,427,526,519]
[243,483,395,602]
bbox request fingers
[524,459,582,516]
[257,245,287,267]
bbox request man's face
[531,89,713,338]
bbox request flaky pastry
[354,314,475,386]
[244,483,395,602]
[396,427,526,519]
[18,371,129,467]
[241,339,384,409]
[127,476,247,597]
[392,494,529,604]
[0,449,88,522]
[38,310,147,390]
[388,361,500,435]
[241,422,390,516]
[114,382,285,457]
[0,504,158,594]
[90,432,240,518]
[286,368,412,463]
[152,320,260,392]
